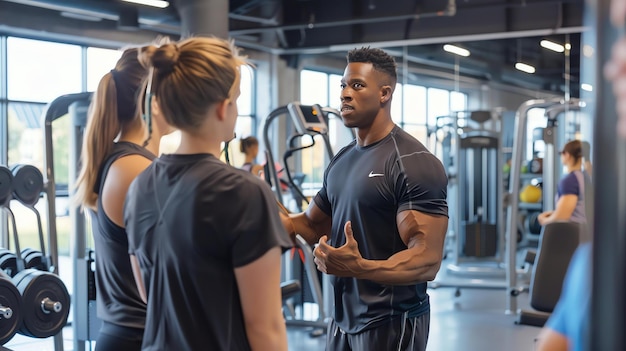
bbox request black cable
[222,141,231,165]
[222,133,236,166]
[283,133,317,206]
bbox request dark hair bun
[151,43,180,73]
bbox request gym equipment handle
[0,305,13,319]
[40,297,62,314]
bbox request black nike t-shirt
[124,153,292,351]
[314,125,448,333]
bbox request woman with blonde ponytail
[73,43,172,351]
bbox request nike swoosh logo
[368,171,384,178]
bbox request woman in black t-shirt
[124,37,291,351]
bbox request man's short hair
[347,47,397,83]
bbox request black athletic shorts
[326,312,430,351]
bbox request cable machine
[429,110,507,293]
[262,101,352,335]
[504,98,583,314]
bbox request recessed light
[515,62,536,74]
[540,40,565,53]
[121,0,169,8]
[443,44,470,57]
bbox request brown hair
[74,46,154,210]
[139,37,248,132]
[239,136,258,154]
[561,139,583,162]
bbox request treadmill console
[287,102,328,134]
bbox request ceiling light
[515,62,536,74]
[565,43,572,50]
[121,0,169,8]
[540,40,564,53]
[443,44,470,57]
[60,11,102,22]
[581,83,593,92]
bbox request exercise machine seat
[517,221,582,327]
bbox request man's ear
[380,85,392,104]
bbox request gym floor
[3,258,543,351]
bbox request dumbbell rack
[0,164,70,349]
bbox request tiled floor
[3,258,543,351]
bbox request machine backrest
[529,221,582,312]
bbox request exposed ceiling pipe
[323,26,587,53]
[4,0,121,22]
[4,0,164,24]
[229,13,277,25]
[3,0,279,32]
[229,0,456,36]
[455,0,581,10]
[232,24,585,57]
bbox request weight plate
[0,273,22,345]
[528,212,543,235]
[13,270,70,338]
[11,165,44,206]
[20,248,34,260]
[24,251,45,271]
[0,250,18,278]
[0,166,12,205]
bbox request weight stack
[462,221,498,257]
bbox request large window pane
[328,74,342,110]
[450,91,468,113]
[7,102,46,167]
[7,107,72,255]
[7,37,82,102]
[391,84,402,124]
[299,70,330,198]
[87,47,123,92]
[403,85,427,125]
[526,108,547,161]
[300,70,328,106]
[238,65,254,116]
[327,113,354,155]
[224,116,255,167]
[403,124,429,144]
[427,88,450,127]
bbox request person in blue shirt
[536,243,591,351]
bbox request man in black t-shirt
[281,47,448,351]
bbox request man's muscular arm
[314,210,448,285]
